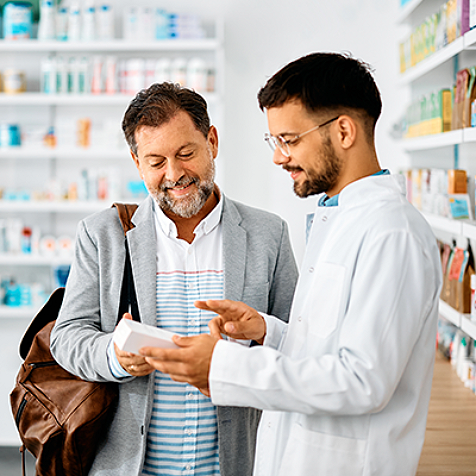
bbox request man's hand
[195,299,266,344]
[140,333,219,397]
[115,313,155,377]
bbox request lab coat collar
[315,174,406,211]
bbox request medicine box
[113,319,181,354]
[448,169,468,194]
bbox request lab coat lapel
[126,196,157,327]
[222,197,246,302]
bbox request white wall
[118,0,407,263]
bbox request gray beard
[150,159,215,218]
[155,179,214,218]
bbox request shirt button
[190,319,196,326]
[187,393,194,399]
[189,283,194,289]
[309,267,314,273]
[185,428,193,435]
[322,216,327,222]
[268,421,272,428]
[186,463,192,470]
[298,316,302,322]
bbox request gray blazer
[51,194,298,476]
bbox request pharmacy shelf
[0,38,220,52]
[422,213,466,235]
[0,200,112,212]
[400,36,464,84]
[397,0,424,23]
[402,130,463,150]
[400,27,476,85]
[439,300,476,341]
[0,254,71,266]
[423,213,476,240]
[439,299,462,328]
[0,305,39,319]
[463,27,476,50]
[461,315,476,340]
[0,146,130,160]
[402,128,476,151]
[0,92,218,106]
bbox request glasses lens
[264,134,277,152]
[277,137,290,157]
[264,134,290,157]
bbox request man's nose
[273,147,290,166]
[165,159,185,183]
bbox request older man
[51,82,298,476]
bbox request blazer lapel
[126,196,157,327]
[222,196,246,302]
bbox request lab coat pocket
[304,262,346,339]
[278,423,365,476]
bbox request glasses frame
[264,116,340,157]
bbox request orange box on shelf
[448,169,467,194]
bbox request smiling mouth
[283,166,304,180]
[162,178,197,193]
[170,183,192,191]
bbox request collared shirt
[317,169,390,207]
[109,194,224,476]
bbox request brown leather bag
[10,203,139,476]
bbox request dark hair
[122,82,211,155]
[257,52,382,136]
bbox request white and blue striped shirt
[109,196,224,476]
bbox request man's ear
[207,125,219,159]
[334,115,357,150]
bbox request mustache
[283,165,304,173]
[160,176,197,191]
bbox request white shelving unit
[0,38,220,52]
[0,20,225,446]
[0,91,219,106]
[0,146,129,159]
[425,213,476,341]
[399,2,476,346]
[0,199,114,212]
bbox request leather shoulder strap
[113,203,141,323]
[112,203,139,235]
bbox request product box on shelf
[405,167,475,219]
[405,89,452,138]
[399,0,471,74]
[441,244,474,314]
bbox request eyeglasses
[264,116,339,157]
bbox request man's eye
[179,151,194,159]
[151,161,166,168]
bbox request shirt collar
[318,169,390,207]
[153,188,223,239]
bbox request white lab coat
[209,174,442,476]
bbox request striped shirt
[142,198,224,476]
[143,268,223,476]
[108,197,224,474]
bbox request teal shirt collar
[318,169,390,207]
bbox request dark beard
[293,136,341,198]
